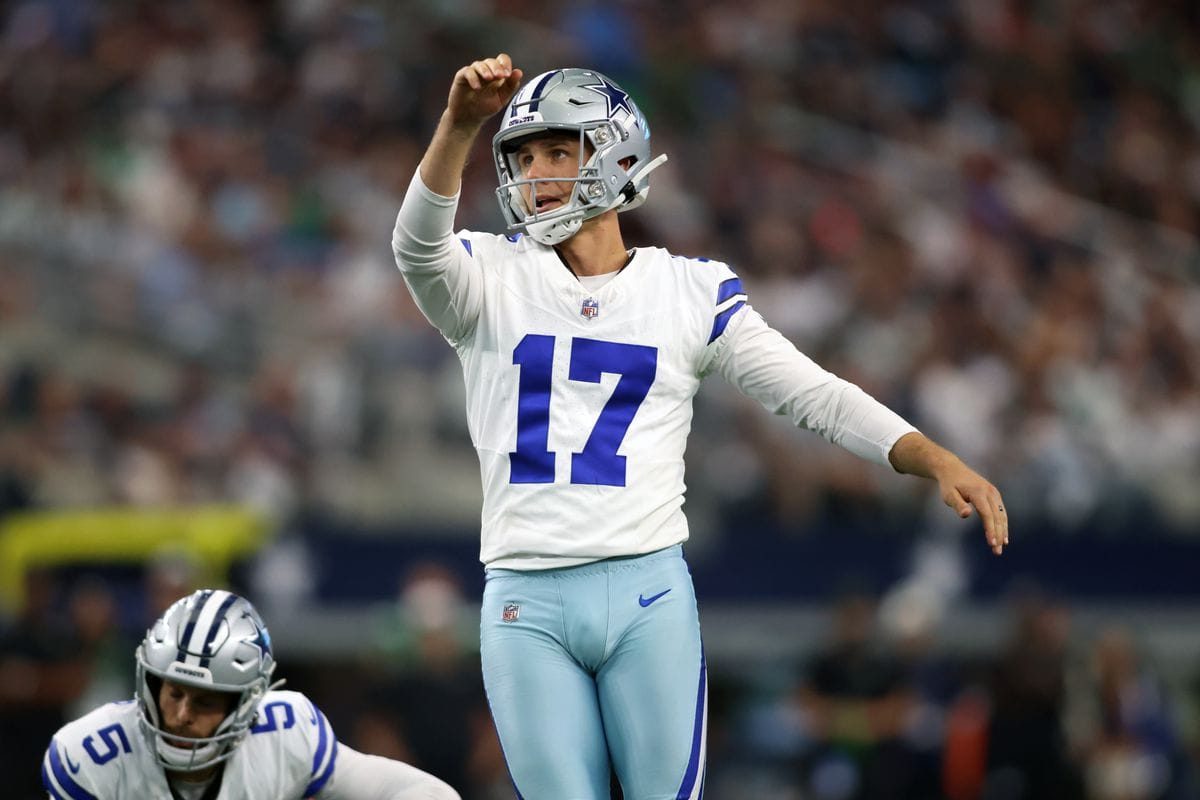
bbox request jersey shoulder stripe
[709,299,747,344]
[43,737,98,800]
[304,701,338,797]
[657,250,748,344]
[709,275,748,344]
[716,276,745,305]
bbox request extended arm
[314,745,460,800]
[714,308,1008,555]
[713,307,918,468]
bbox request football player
[391,53,1009,799]
[42,589,460,800]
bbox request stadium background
[2,0,1199,798]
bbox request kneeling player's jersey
[42,690,338,800]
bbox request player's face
[158,679,234,744]
[514,134,585,214]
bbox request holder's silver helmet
[493,68,668,245]
[135,589,276,772]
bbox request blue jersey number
[83,724,132,765]
[250,701,296,734]
[510,335,657,486]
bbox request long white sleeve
[391,172,483,344]
[314,746,461,800]
[712,306,917,468]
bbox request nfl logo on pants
[502,602,520,623]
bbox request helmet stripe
[199,592,241,668]
[176,589,214,663]
[183,590,231,663]
[513,70,559,116]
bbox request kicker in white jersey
[394,194,917,570]
[455,230,749,568]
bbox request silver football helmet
[493,68,668,245]
[135,589,277,772]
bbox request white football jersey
[394,177,917,570]
[42,690,338,800]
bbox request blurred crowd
[715,583,1199,800]
[1,0,1198,539]
[4,3,1200,798]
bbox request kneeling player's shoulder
[45,700,141,798]
[241,689,339,794]
[248,689,338,754]
[53,699,140,748]
[247,689,319,735]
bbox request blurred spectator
[983,588,1083,800]
[1065,627,1197,800]
[355,563,508,800]
[0,570,88,800]
[795,588,938,800]
[143,547,202,618]
[62,577,133,719]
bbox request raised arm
[392,55,524,343]
[420,54,523,196]
[888,431,1009,555]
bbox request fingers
[944,482,1009,556]
[988,493,1010,553]
[970,487,1008,556]
[951,490,971,518]
[448,54,523,129]
[461,54,518,90]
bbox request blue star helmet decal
[582,74,636,119]
[251,623,272,656]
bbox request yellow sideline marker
[0,506,269,612]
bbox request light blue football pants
[480,544,707,800]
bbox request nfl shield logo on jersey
[502,602,520,623]
[580,297,599,320]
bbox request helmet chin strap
[526,214,583,246]
[157,737,224,772]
